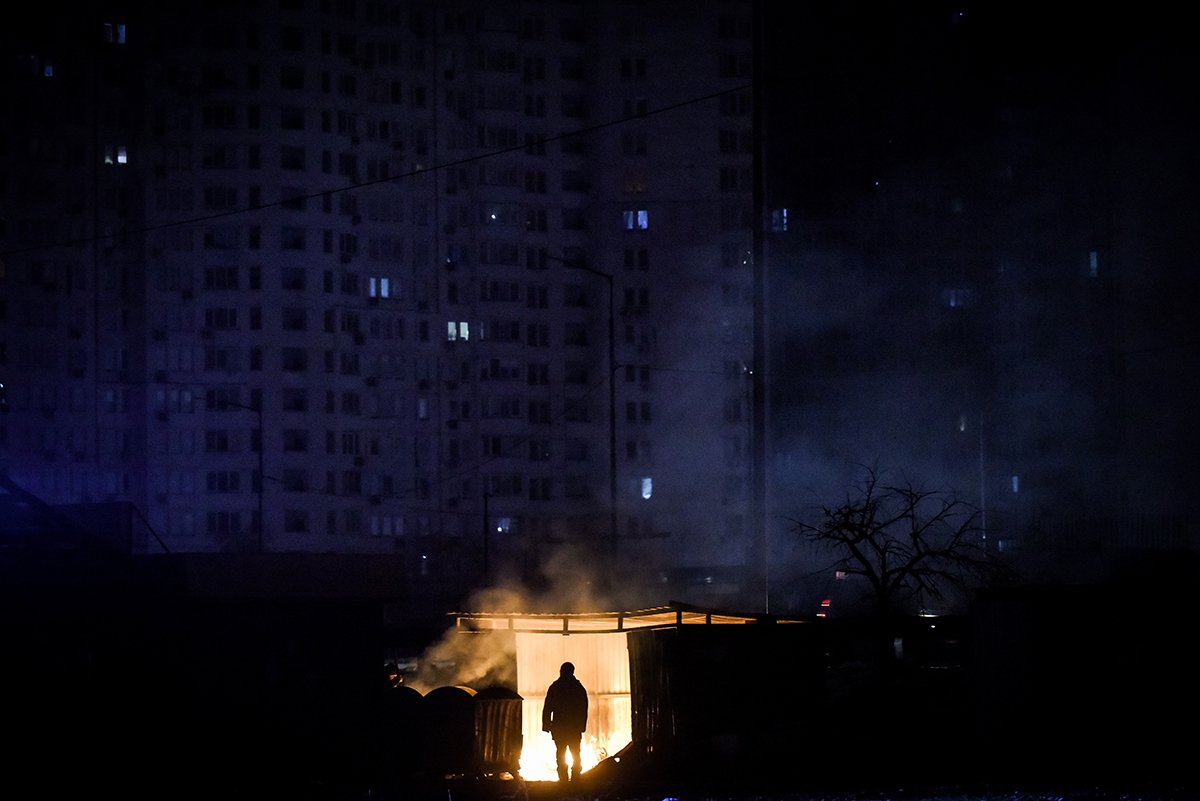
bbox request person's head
[560,661,575,677]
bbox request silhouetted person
[541,661,588,783]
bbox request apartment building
[0,1,759,604]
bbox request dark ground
[462,776,1199,801]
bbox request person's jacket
[541,674,588,737]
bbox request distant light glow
[770,207,788,232]
[641,477,652,499]
[369,276,390,298]
[944,288,972,308]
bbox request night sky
[766,2,1194,219]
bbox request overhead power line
[0,81,755,259]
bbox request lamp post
[221,399,264,553]
[482,490,491,580]
[550,254,617,562]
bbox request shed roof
[451,601,806,634]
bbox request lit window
[446,321,469,341]
[641,476,652,499]
[1088,250,1099,279]
[369,276,390,298]
[1011,475,1020,493]
[770,207,788,232]
[943,288,972,308]
[623,209,649,230]
[117,146,128,164]
[103,23,127,44]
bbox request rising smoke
[405,542,620,693]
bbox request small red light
[820,599,832,607]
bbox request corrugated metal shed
[450,602,816,782]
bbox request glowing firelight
[519,728,611,781]
[514,631,632,782]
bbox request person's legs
[554,738,569,782]
[568,733,583,781]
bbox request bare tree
[790,467,1011,621]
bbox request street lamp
[549,254,618,562]
[220,399,264,553]
[482,490,491,580]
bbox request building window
[771,208,788,232]
[206,470,241,493]
[103,23,127,44]
[281,227,306,250]
[281,308,307,331]
[564,361,589,384]
[280,146,306,170]
[565,438,589,461]
[563,323,588,347]
[624,248,649,271]
[369,276,391,298]
[281,347,308,372]
[206,511,242,536]
[620,58,646,80]
[103,145,129,165]
[943,288,973,309]
[623,97,648,117]
[204,307,238,330]
[623,209,649,230]
[621,132,647,156]
[204,430,230,453]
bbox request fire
[513,631,632,782]
[518,725,611,782]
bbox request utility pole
[751,0,770,613]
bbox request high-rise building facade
[0,1,759,604]
[761,3,1197,606]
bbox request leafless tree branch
[789,467,1014,618]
